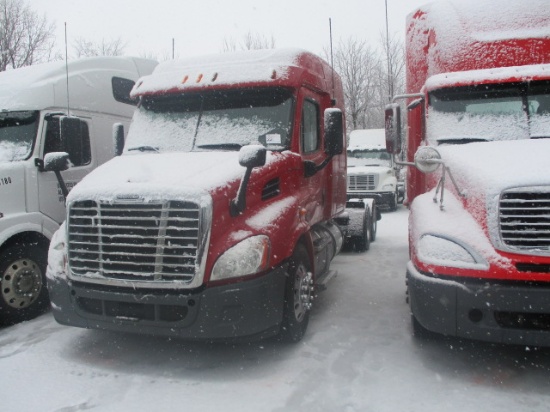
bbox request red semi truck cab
[46,48,372,342]
[385,1,550,345]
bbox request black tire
[0,244,49,325]
[388,191,398,212]
[354,210,370,252]
[280,244,314,342]
[370,202,377,242]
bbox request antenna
[385,0,393,102]
[329,18,336,106]
[64,22,70,116]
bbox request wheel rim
[293,265,313,322]
[2,259,43,309]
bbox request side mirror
[43,152,70,172]
[231,145,267,216]
[324,108,344,156]
[414,146,442,173]
[113,123,125,156]
[60,116,84,157]
[385,103,401,155]
[238,144,266,168]
[43,152,70,201]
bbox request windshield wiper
[437,137,488,145]
[127,145,159,152]
[195,143,243,151]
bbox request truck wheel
[354,211,370,252]
[280,244,314,342]
[388,191,398,212]
[370,202,377,242]
[0,245,49,325]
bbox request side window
[112,77,137,105]
[301,99,320,153]
[44,117,91,167]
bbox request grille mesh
[68,200,201,283]
[499,190,550,253]
[348,174,377,191]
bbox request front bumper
[48,266,287,340]
[346,191,394,207]
[408,262,550,346]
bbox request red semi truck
[385,0,550,345]
[46,48,376,342]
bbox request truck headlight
[382,183,395,190]
[211,235,271,281]
[417,234,488,270]
[46,223,68,280]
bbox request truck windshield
[347,149,391,167]
[427,80,550,144]
[126,87,294,153]
[0,111,39,162]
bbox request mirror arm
[304,157,331,178]
[230,167,253,217]
[54,171,69,202]
[433,165,466,210]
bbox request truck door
[37,115,94,223]
[299,93,327,225]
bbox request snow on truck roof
[413,0,550,42]
[426,63,550,91]
[407,0,550,90]
[0,56,157,114]
[131,48,334,97]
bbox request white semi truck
[346,129,399,211]
[0,57,157,324]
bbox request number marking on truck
[0,176,12,185]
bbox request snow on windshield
[427,80,550,144]
[427,111,529,144]
[0,111,38,162]
[0,141,32,162]
[126,88,293,153]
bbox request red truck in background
[385,0,550,345]
[47,48,376,342]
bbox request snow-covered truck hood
[437,139,550,198]
[66,151,247,204]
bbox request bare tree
[328,38,381,132]
[73,37,127,58]
[379,32,405,104]
[0,0,56,71]
[221,31,275,52]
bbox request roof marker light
[182,75,189,84]
[271,69,277,80]
[211,72,218,82]
[196,73,203,83]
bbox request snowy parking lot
[2,207,550,411]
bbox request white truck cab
[346,129,399,211]
[0,57,157,324]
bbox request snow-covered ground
[2,207,550,411]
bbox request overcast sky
[28,0,441,59]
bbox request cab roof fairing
[424,63,550,92]
[129,48,335,98]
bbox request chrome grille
[348,174,377,191]
[68,200,201,283]
[499,190,550,253]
